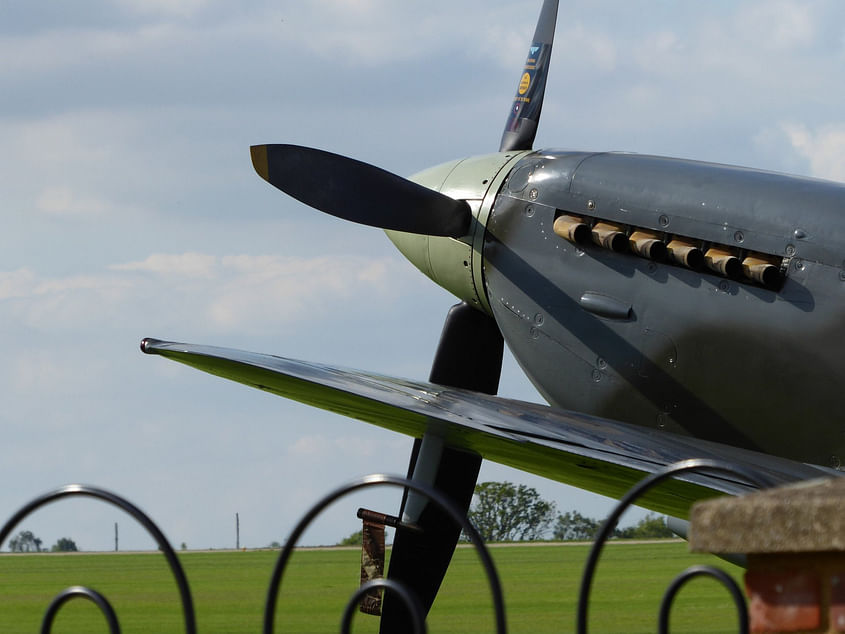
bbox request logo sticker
[518,72,531,95]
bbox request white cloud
[111,252,217,277]
[288,432,405,465]
[206,255,394,331]
[17,274,135,331]
[2,112,147,223]
[280,1,542,69]
[0,268,37,300]
[735,1,816,51]
[3,253,410,335]
[289,434,328,457]
[0,24,178,75]
[115,0,213,19]
[35,186,110,216]
[780,122,845,182]
[557,22,617,74]
[15,113,120,166]
[10,351,109,400]
[631,30,682,76]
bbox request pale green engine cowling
[385,151,529,316]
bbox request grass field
[0,541,745,632]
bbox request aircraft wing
[141,338,833,518]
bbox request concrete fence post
[689,477,845,633]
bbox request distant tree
[338,530,363,546]
[180,542,187,551]
[50,538,78,552]
[9,530,43,553]
[553,511,601,541]
[613,513,674,539]
[267,541,282,549]
[467,482,556,542]
[553,511,674,541]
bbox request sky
[2,0,845,552]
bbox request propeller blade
[499,0,559,152]
[382,446,482,632]
[250,144,471,237]
[380,302,504,632]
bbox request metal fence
[0,459,760,633]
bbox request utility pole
[114,522,118,552]
[236,513,240,550]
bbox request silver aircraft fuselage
[390,149,845,468]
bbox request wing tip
[140,337,164,354]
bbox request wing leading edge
[141,338,834,518]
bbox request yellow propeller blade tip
[250,145,269,181]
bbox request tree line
[7,531,78,552]
[466,481,674,542]
[335,481,675,545]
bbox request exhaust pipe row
[552,214,783,289]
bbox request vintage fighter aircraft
[142,0,844,628]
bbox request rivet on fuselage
[733,230,744,243]
[658,214,670,227]
[525,205,535,217]
[591,369,602,382]
[587,200,596,210]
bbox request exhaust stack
[553,214,590,244]
[549,212,785,291]
[629,230,667,262]
[742,255,781,289]
[667,238,704,270]
[591,221,628,252]
[704,247,742,279]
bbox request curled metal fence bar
[576,458,774,634]
[340,579,425,634]
[41,586,120,634]
[0,464,780,632]
[658,565,748,634]
[0,484,196,634]
[262,473,506,634]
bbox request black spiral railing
[41,586,120,634]
[1,461,762,632]
[0,484,196,634]
[576,458,773,634]
[263,473,506,634]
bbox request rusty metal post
[357,509,388,616]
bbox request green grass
[0,542,745,632]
